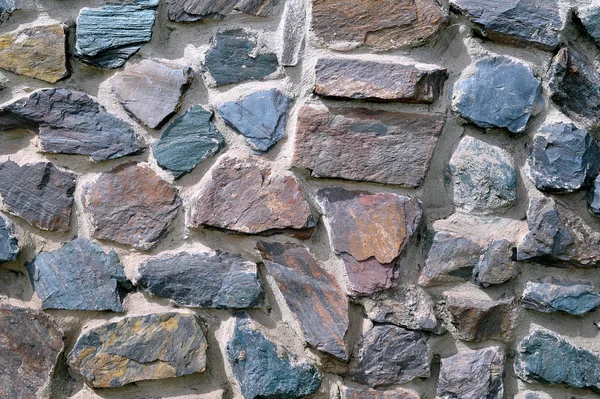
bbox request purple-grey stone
[472,239,516,287]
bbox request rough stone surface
[341,386,420,399]
[514,391,553,399]
[167,0,277,21]
[522,279,600,316]
[578,6,600,48]
[279,0,306,66]
[452,56,543,133]
[0,0,14,22]
[292,105,445,186]
[341,253,397,298]
[136,251,264,309]
[0,214,18,263]
[589,175,600,217]
[473,238,516,287]
[258,241,349,360]
[83,163,181,251]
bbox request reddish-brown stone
[342,386,420,399]
[341,253,397,297]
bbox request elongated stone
[589,175,600,217]
[279,0,306,66]
[522,279,600,316]
[578,6,600,48]
[341,253,397,297]
[167,0,278,21]
[472,239,516,287]
[0,214,18,263]
[342,386,420,399]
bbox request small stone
[437,346,504,399]
[83,162,181,251]
[0,0,14,23]
[258,241,349,360]
[292,106,445,186]
[342,386,420,399]
[279,0,307,66]
[473,239,516,287]
[167,0,278,21]
[578,6,600,48]
[228,316,322,399]
[137,251,264,308]
[0,161,75,232]
[0,306,64,399]
[341,253,397,297]
[217,88,291,152]
[68,313,207,388]
[452,56,543,133]
[0,214,18,263]
[26,238,131,312]
[514,392,553,399]
[589,175,600,217]
[522,279,600,316]
[315,59,447,103]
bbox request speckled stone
[0,214,18,263]
[522,279,600,316]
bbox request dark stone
[473,239,516,287]
[68,313,207,388]
[341,253,396,297]
[578,6,600,48]
[0,88,141,161]
[228,316,322,399]
[452,56,543,133]
[589,175,600,217]
[0,161,75,232]
[258,241,349,360]
[0,0,14,22]
[136,251,264,308]
[167,0,278,21]
[522,279,600,316]
[342,386,420,399]
[280,0,307,66]
[0,214,18,263]
[26,238,131,312]
[292,106,445,186]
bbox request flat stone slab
[472,238,516,287]
[342,387,420,399]
[0,214,18,263]
[167,0,278,21]
[292,106,445,186]
[522,279,600,316]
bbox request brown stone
[341,253,397,297]
[83,162,180,251]
[292,106,445,186]
[342,386,420,399]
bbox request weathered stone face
[472,239,516,287]
[589,175,600,217]
[578,6,600,48]
[279,0,306,66]
[341,386,420,399]
[0,0,14,22]
[341,253,397,297]
[514,392,553,399]
[522,279,600,316]
[0,214,18,263]
[167,0,277,21]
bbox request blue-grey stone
[589,175,600,217]
[218,89,291,153]
[26,238,131,312]
[0,214,18,263]
[452,56,543,133]
[167,0,278,22]
[153,105,224,179]
[522,279,600,316]
[473,238,516,287]
[0,0,14,22]
[578,6,600,47]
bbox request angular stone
[137,251,264,308]
[315,59,447,103]
[0,0,14,23]
[578,6,600,48]
[68,313,207,388]
[342,386,420,399]
[437,347,504,399]
[0,161,75,232]
[312,0,446,51]
[258,241,349,360]
[0,88,141,161]
[341,253,397,297]
[450,0,564,50]
[26,238,131,312]
[452,56,543,133]
[112,58,194,129]
[83,163,180,251]
[522,279,600,316]
[515,392,553,399]
[204,29,278,87]
[228,317,322,399]
[0,306,64,399]
[0,214,18,263]
[447,135,517,215]
[187,156,314,237]
[589,175,600,217]
[473,239,516,287]
[167,0,277,21]
[218,88,291,152]
[279,0,307,66]
[292,106,445,186]
[352,324,430,387]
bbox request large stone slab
[472,238,516,287]
[293,106,444,186]
[167,0,278,21]
[578,6,600,48]
[0,214,18,263]
[522,279,600,316]
[279,0,306,66]
[341,386,420,399]
[258,241,349,360]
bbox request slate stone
[312,0,446,51]
[292,106,445,186]
[437,347,504,399]
[167,0,277,21]
[83,162,181,251]
[218,88,291,152]
[522,279,600,316]
[112,58,194,129]
[0,306,64,399]
[204,29,279,87]
[26,238,131,312]
[228,316,322,399]
[187,156,315,237]
[279,0,307,66]
[578,6,600,48]
[0,214,18,263]
[341,253,397,297]
[68,313,207,388]
[0,161,75,232]
[315,59,447,103]
[528,122,600,193]
[452,56,543,133]
[589,175,600,217]
[450,0,564,50]
[342,386,420,399]
[258,241,349,360]
[136,251,264,308]
[0,88,142,161]
[472,239,516,287]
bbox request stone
[292,106,445,186]
[0,306,64,399]
[342,386,420,399]
[75,0,157,69]
[228,316,322,399]
[447,135,517,215]
[279,0,306,66]
[0,24,67,83]
[167,0,277,21]
[352,324,430,387]
[258,241,349,360]
[450,0,564,50]
[0,161,75,232]
[452,56,543,133]
[341,253,397,297]
[522,279,600,316]
[578,6,600,48]
[83,162,181,251]
[0,0,14,23]
[68,313,207,388]
[152,105,224,179]
[136,251,264,308]
[217,88,291,152]
[589,175,600,217]
[437,347,504,399]
[473,239,517,287]
[26,238,131,312]
[0,88,141,161]
[514,392,553,399]
[187,156,314,237]
[312,0,446,51]
[315,59,447,103]
[0,214,18,263]
[204,29,279,87]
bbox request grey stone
[515,392,553,399]
[0,214,18,263]
[342,386,420,399]
[473,239,517,287]
[578,6,600,48]
[279,0,306,66]
[589,175,600,217]
[522,279,600,316]
[0,0,14,23]
[167,0,278,22]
